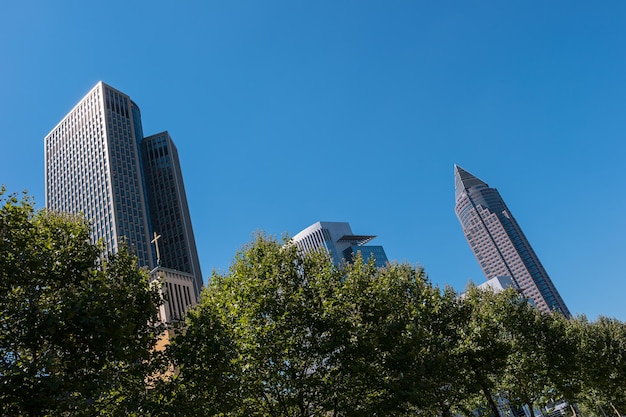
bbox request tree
[575,316,626,416]
[455,287,519,417]
[407,287,471,417]
[539,312,583,416]
[168,234,346,416]
[0,188,163,416]
[330,253,447,416]
[497,297,563,417]
[168,233,452,416]
[154,293,239,417]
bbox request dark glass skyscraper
[454,165,570,316]
[45,81,203,300]
[141,131,203,296]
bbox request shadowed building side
[141,132,203,299]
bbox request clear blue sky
[1,1,624,321]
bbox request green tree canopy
[574,316,626,416]
[3,189,626,417]
[164,233,626,417]
[0,188,163,416]
[166,234,456,416]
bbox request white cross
[151,232,162,266]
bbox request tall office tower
[45,82,154,268]
[292,221,388,268]
[454,165,570,316]
[45,81,203,300]
[141,131,203,297]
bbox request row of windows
[141,135,192,271]
[103,91,152,267]
[105,85,131,119]
[459,181,566,315]
[46,83,153,268]
[164,278,194,322]
[45,86,116,250]
[295,228,331,257]
[46,87,103,158]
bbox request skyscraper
[292,221,388,268]
[45,82,154,267]
[44,81,203,302]
[141,131,203,296]
[454,165,570,316]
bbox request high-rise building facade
[45,82,154,267]
[292,221,388,268]
[454,165,570,316]
[141,131,203,296]
[45,81,203,300]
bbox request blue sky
[1,1,625,321]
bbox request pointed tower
[454,165,570,316]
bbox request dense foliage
[163,235,626,417]
[0,189,163,416]
[1,189,625,416]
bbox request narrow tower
[141,131,203,297]
[454,165,570,316]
